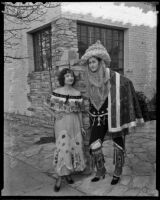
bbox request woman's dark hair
[58,68,76,86]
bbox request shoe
[65,175,74,184]
[91,174,105,182]
[54,184,60,192]
[54,177,61,192]
[111,175,120,185]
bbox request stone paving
[3,119,158,196]
[2,154,86,196]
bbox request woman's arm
[78,112,86,136]
[78,112,83,128]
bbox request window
[77,22,124,74]
[33,26,52,72]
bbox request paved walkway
[2,120,158,196]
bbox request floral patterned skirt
[53,112,86,176]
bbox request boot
[111,147,124,185]
[65,175,74,184]
[54,176,62,192]
[91,146,106,182]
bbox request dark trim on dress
[52,91,82,99]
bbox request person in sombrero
[80,40,144,185]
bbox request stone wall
[27,17,90,131]
[27,70,56,119]
[51,18,78,66]
[4,112,54,129]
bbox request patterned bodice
[50,91,83,113]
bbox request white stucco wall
[4,4,61,115]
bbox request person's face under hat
[88,57,99,72]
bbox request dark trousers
[89,117,125,177]
[113,136,125,177]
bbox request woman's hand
[81,127,86,136]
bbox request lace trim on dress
[51,92,83,103]
[52,91,82,99]
[50,92,83,113]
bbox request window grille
[33,26,52,72]
[77,22,124,74]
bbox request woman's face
[64,72,74,86]
[88,57,99,72]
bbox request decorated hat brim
[81,49,111,65]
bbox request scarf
[86,60,111,110]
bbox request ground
[2,119,158,196]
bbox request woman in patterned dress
[50,68,86,192]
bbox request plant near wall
[148,90,156,120]
[136,90,156,121]
[136,91,150,121]
[150,90,156,109]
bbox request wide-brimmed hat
[80,40,111,65]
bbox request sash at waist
[88,111,108,117]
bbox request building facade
[4,2,157,123]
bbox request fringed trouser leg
[113,136,125,177]
[91,146,106,177]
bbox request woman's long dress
[50,92,86,176]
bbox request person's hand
[81,127,86,136]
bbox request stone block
[132,176,150,189]
[120,175,131,186]
[40,143,56,152]
[145,174,156,190]
[132,161,153,175]
[123,166,132,175]
[77,174,113,196]
[146,189,158,196]
[123,188,141,196]
[105,184,128,196]
[56,18,69,25]
[22,145,42,157]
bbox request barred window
[33,26,52,72]
[77,22,124,74]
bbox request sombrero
[80,40,111,65]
